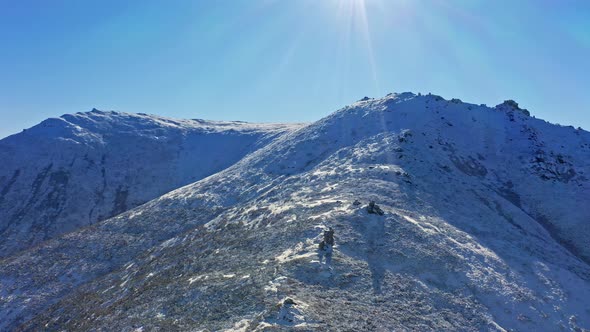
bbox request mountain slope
[1,93,589,331]
[0,109,303,257]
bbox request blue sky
[1,0,589,138]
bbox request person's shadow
[367,216,386,294]
[351,212,387,295]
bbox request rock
[367,201,384,216]
[495,100,530,117]
[353,200,361,206]
[283,297,296,306]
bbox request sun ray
[330,0,382,97]
[354,0,381,96]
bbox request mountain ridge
[0,110,305,257]
[1,92,589,330]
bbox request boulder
[367,201,384,216]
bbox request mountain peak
[348,92,537,125]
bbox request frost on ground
[0,110,304,258]
[1,92,589,331]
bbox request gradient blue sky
[1,0,589,138]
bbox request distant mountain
[0,109,303,257]
[1,94,589,331]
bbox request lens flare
[333,0,380,95]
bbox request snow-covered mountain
[1,93,589,331]
[0,110,303,257]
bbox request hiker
[318,227,334,266]
[324,227,334,246]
